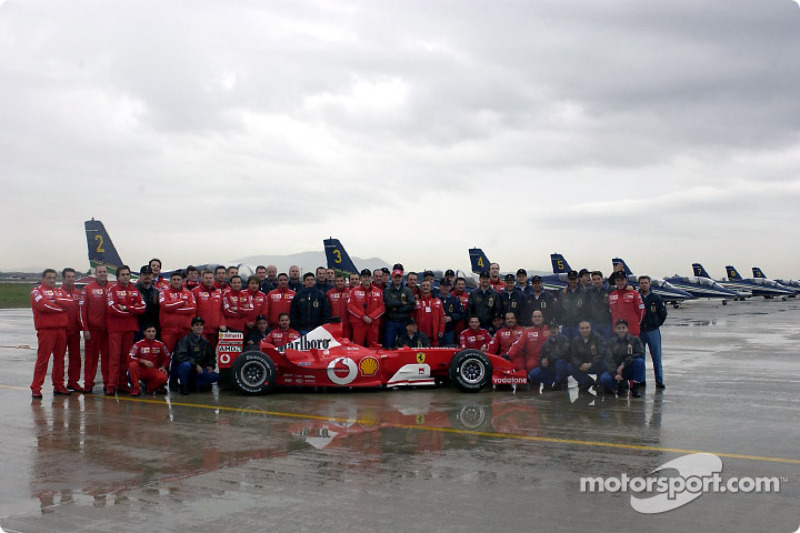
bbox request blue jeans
[440,330,455,347]
[599,358,646,391]
[384,320,406,348]
[561,325,579,339]
[590,321,612,341]
[567,361,605,385]
[528,359,567,384]
[640,329,663,383]
[171,361,219,388]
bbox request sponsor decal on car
[359,356,379,376]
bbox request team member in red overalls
[80,264,111,393]
[486,311,524,358]
[414,280,445,346]
[128,324,170,396]
[60,267,84,392]
[266,273,296,329]
[30,269,75,398]
[264,313,301,347]
[348,269,385,347]
[608,271,646,337]
[191,269,227,351]
[159,270,197,352]
[222,275,252,332]
[459,316,491,351]
[327,274,351,339]
[244,276,268,334]
[106,265,146,395]
[508,310,550,375]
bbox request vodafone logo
[327,357,357,385]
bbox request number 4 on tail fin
[468,248,490,274]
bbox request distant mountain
[232,252,389,274]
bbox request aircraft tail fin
[468,248,490,274]
[611,257,633,276]
[692,263,712,278]
[550,253,572,274]
[725,265,743,281]
[324,238,359,274]
[85,219,124,276]
[752,267,766,279]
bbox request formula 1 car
[217,323,527,395]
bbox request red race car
[217,323,527,395]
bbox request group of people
[29,258,667,399]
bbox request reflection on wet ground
[1,299,799,532]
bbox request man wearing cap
[578,268,592,291]
[245,315,270,347]
[468,271,501,329]
[383,267,416,348]
[394,317,431,349]
[290,272,331,335]
[348,269,385,347]
[171,317,219,395]
[527,275,556,327]
[159,270,197,353]
[414,280,445,346]
[599,319,645,397]
[609,271,645,337]
[437,278,465,347]
[638,275,667,390]
[558,270,586,338]
[498,273,525,323]
[135,265,160,342]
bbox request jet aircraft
[662,264,740,303]
[610,258,693,304]
[752,267,800,296]
[721,265,795,299]
[468,248,566,292]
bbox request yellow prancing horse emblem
[416,352,426,364]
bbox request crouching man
[598,319,645,398]
[171,317,219,395]
[128,324,170,396]
[568,320,608,393]
[529,323,570,391]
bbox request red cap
[391,269,403,277]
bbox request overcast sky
[2,0,800,279]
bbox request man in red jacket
[80,264,111,393]
[414,280,445,346]
[106,265,146,395]
[30,269,76,398]
[159,270,197,352]
[266,273,295,329]
[265,313,301,348]
[486,311,524,358]
[327,274,351,339]
[222,275,252,332]
[608,271,646,337]
[459,316,491,351]
[128,324,170,396]
[508,310,549,375]
[60,267,84,392]
[244,276,268,333]
[191,270,227,351]
[348,269,385,347]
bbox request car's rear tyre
[449,349,492,393]
[232,350,276,395]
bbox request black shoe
[32,392,43,400]
[631,383,641,398]
[542,383,553,392]
[169,379,179,392]
[551,382,562,391]
[656,382,666,390]
[639,381,647,388]
[54,388,71,396]
[179,386,189,395]
[616,386,627,397]
[618,380,629,391]
[578,380,595,393]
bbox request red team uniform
[244,288,269,332]
[128,338,170,395]
[30,283,75,395]
[159,286,197,352]
[264,328,301,348]
[80,279,110,391]
[327,287,351,339]
[486,325,524,357]
[191,285,226,349]
[347,285,385,347]
[266,287,295,328]
[414,294,445,346]
[609,288,646,337]
[61,284,83,390]
[459,327,491,351]
[223,288,252,332]
[508,324,549,373]
[106,283,146,394]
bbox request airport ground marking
[3,384,797,466]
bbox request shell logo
[359,356,379,376]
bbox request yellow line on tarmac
[3,384,797,466]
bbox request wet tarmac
[0,299,798,532]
